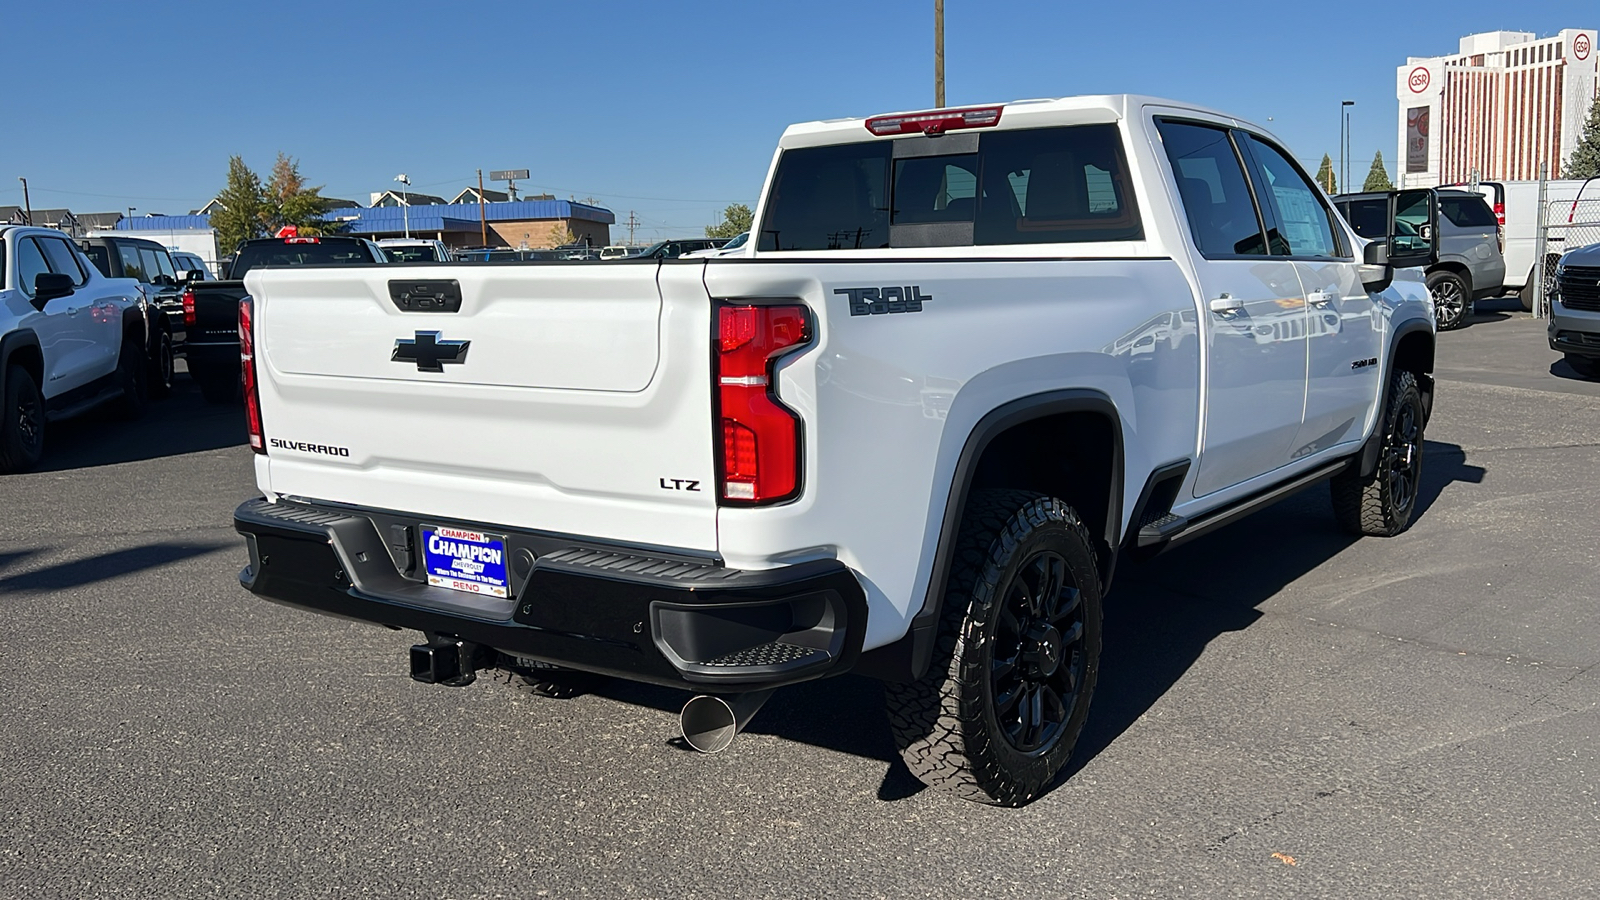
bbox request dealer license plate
[420,526,509,598]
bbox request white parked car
[682,232,749,258]
[1,226,153,471]
[230,95,1438,805]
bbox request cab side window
[139,248,167,285]
[118,244,148,282]
[1156,120,1268,258]
[38,237,90,286]
[1240,135,1344,258]
[17,238,51,296]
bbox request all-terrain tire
[0,365,45,474]
[884,489,1102,806]
[1330,369,1426,536]
[1427,270,1470,331]
[148,327,174,399]
[114,339,148,420]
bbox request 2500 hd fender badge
[268,438,351,457]
[836,286,931,316]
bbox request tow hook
[409,635,485,687]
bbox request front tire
[884,490,1102,806]
[0,365,45,474]
[1331,369,1426,536]
[1427,271,1469,331]
[114,339,149,420]
[147,327,174,399]
[1565,354,1600,379]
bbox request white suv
[0,226,151,472]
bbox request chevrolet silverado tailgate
[245,263,718,552]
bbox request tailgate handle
[389,279,463,313]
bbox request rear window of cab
[757,124,1142,251]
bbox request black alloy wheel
[884,489,1103,806]
[1330,369,1427,537]
[149,328,175,398]
[0,365,45,473]
[990,550,1086,754]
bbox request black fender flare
[0,329,44,403]
[855,388,1123,683]
[1357,317,1435,478]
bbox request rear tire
[1331,369,1425,536]
[0,365,45,474]
[114,339,148,420]
[1427,271,1469,331]
[884,489,1102,806]
[147,327,174,399]
[1518,282,1534,312]
[196,366,238,404]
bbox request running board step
[1136,513,1189,547]
[1140,460,1349,551]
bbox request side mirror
[1359,240,1393,292]
[183,268,206,283]
[1388,188,1438,269]
[32,272,75,309]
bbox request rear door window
[79,243,113,277]
[139,248,167,284]
[1156,120,1269,258]
[117,243,148,282]
[1439,195,1497,227]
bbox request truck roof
[777,94,1271,149]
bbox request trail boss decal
[836,286,931,316]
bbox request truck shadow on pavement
[34,378,245,473]
[559,440,1484,803]
[0,541,232,593]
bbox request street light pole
[934,0,945,108]
[1341,100,1355,193]
[395,173,411,238]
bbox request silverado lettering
[268,438,351,457]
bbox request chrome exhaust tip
[679,690,774,753]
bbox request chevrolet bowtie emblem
[392,331,470,372]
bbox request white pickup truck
[232,95,1438,806]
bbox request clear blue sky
[0,1,1586,241]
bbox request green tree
[1362,151,1395,191]
[209,156,266,251]
[1314,154,1338,195]
[1566,95,1600,179]
[705,203,753,239]
[265,153,336,235]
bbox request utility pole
[1340,100,1354,194]
[18,177,32,225]
[625,210,638,245]
[478,169,488,247]
[934,0,945,108]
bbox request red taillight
[716,304,810,504]
[240,297,264,453]
[865,105,1003,136]
[1494,201,1505,227]
[181,287,196,326]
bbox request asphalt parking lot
[3,299,1598,899]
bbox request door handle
[1208,293,1244,314]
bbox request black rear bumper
[233,498,868,692]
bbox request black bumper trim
[234,498,868,691]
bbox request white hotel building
[1397,29,1598,187]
